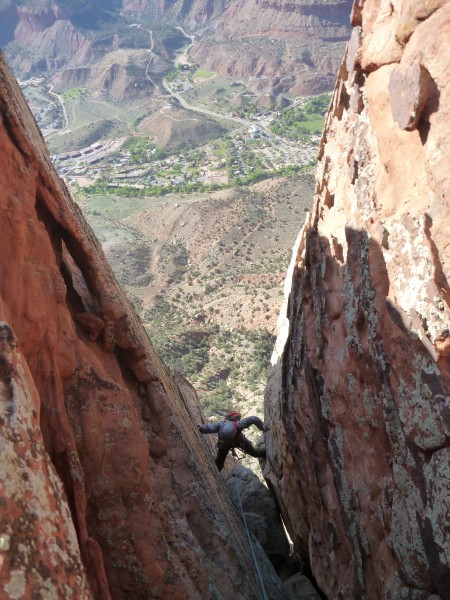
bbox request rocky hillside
[1,0,351,98]
[0,0,168,90]
[141,0,354,96]
[189,0,353,95]
[264,0,450,598]
[122,0,225,24]
[0,49,288,599]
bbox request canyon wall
[1,0,351,97]
[0,50,286,600]
[122,0,225,25]
[189,0,353,96]
[1,0,91,76]
[264,0,450,598]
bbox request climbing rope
[232,458,269,600]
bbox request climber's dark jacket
[199,415,266,471]
[199,415,264,439]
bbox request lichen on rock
[264,0,450,598]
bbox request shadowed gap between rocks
[225,463,324,599]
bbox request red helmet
[226,410,241,421]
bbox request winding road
[130,23,160,91]
[42,22,304,149]
[174,26,196,67]
[161,79,247,126]
[47,85,69,139]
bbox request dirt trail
[160,107,199,123]
[131,24,160,91]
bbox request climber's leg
[215,443,230,471]
[238,436,266,459]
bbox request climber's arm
[238,416,264,432]
[198,422,221,434]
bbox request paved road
[162,79,248,127]
[161,80,304,149]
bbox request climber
[198,410,267,471]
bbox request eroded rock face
[0,323,93,599]
[189,0,352,96]
[2,0,350,97]
[0,50,286,600]
[264,1,450,599]
[5,0,89,76]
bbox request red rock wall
[0,323,94,599]
[0,51,285,600]
[264,1,450,598]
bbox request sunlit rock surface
[0,50,286,600]
[264,0,450,598]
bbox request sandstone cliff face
[264,0,450,598]
[189,0,352,96]
[0,50,286,600]
[4,0,90,76]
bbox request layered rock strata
[264,0,450,598]
[189,0,353,96]
[2,0,351,97]
[0,50,285,600]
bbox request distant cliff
[188,0,352,96]
[0,50,286,600]
[122,0,225,24]
[264,0,450,598]
[0,0,89,75]
[1,0,352,97]
[123,0,351,29]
